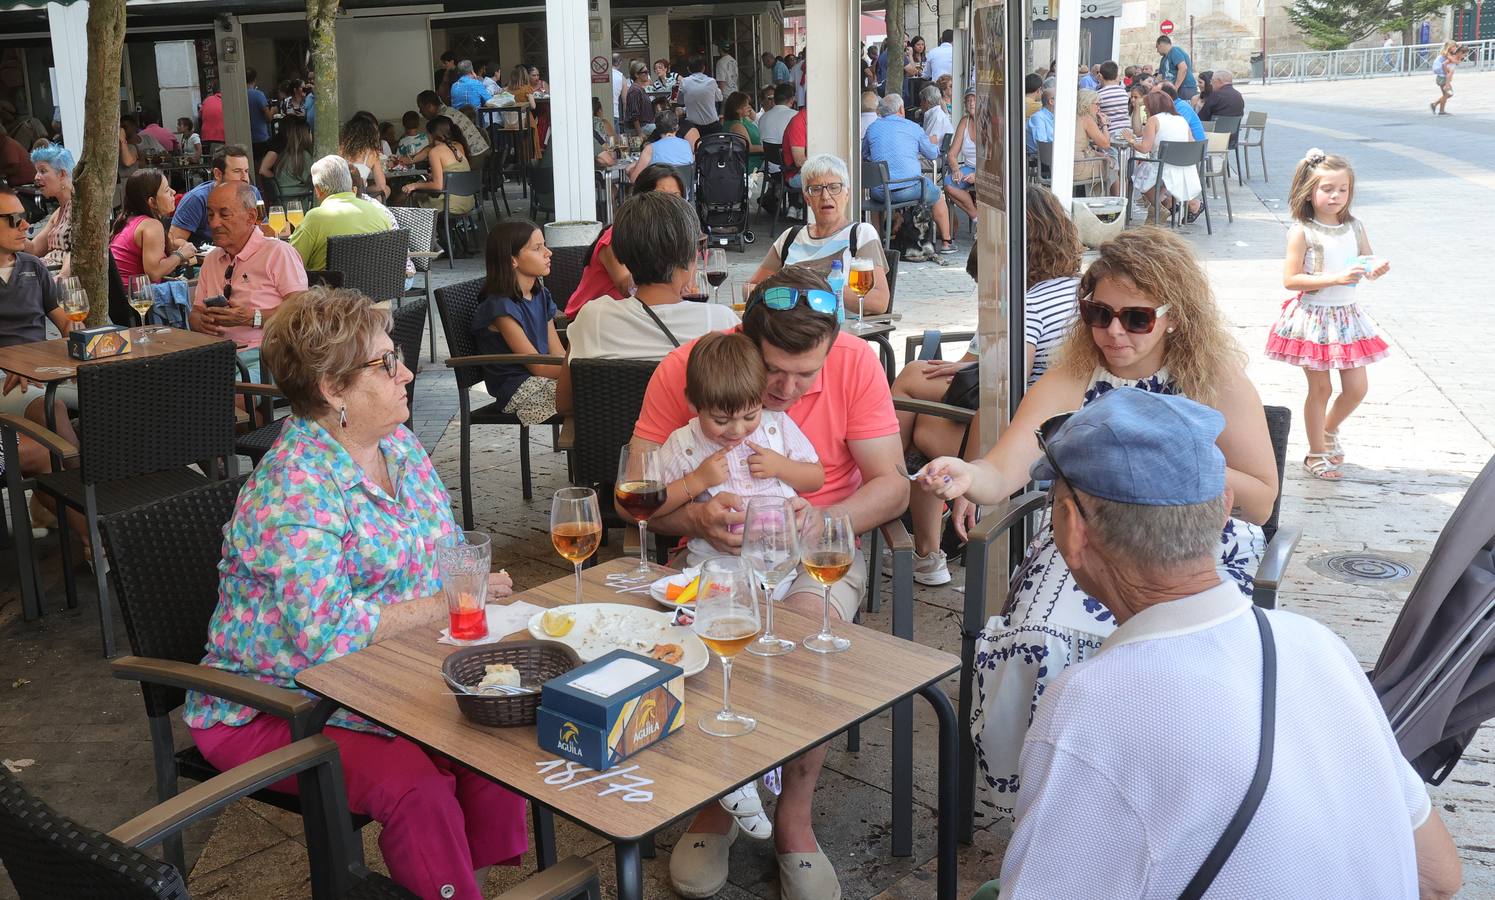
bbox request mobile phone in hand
[204,294,229,308]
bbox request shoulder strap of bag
[635,299,681,348]
[1178,605,1277,900]
[783,224,803,260]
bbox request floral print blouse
[183,416,456,733]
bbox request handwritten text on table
[534,758,655,803]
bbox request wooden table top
[0,328,232,383]
[297,558,958,841]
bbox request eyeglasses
[359,349,401,379]
[1035,413,1087,521]
[804,182,845,197]
[1078,297,1171,335]
[747,286,844,323]
[0,211,27,229]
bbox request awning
[1032,0,1123,20]
[0,0,81,9]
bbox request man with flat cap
[988,388,1462,899]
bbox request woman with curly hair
[890,186,1084,585]
[338,114,388,200]
[917,226,1277,822]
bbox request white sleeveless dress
[968,367,1266,823]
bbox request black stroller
[694,131,754,251]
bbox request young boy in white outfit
[656,330,823,840]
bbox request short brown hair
[685,331,765,415]
[1143,92,1173,117]
[741,264,840,354]
[261,288,392,418]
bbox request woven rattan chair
[543,245,591,316]
[326,229,410,305]
[0,735,415,900]
[568,358,667,560]
[950,403,1301,841]
[13,340,239,657]
[388,206,442,361]
[234,300,429,464]
[435,277,564,522]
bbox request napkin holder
[537,649,684,771]
[68,324,133,360]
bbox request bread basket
[442,640,581,728]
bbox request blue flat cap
[1030,387,1226,506]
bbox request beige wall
[335,14,434,123]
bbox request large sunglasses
[1035,413,1087,521]
[1078,297,1171,335]
[747,286,844,323]
[0,211,27,229]
[359,349,401,379]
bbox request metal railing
[1266,39,1495,82]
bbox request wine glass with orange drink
[551,487,602,605]
[847,257,874,331]
[801,506,854,653]
[692,557,762,736]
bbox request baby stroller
[694,132,754,251]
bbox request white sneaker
[880,548,952,586]
[719,781,772,839]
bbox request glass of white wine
[801,506,854,654]
[693,557,761,737]
[127,275,155,343]
[743,496,798,657]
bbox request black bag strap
[1178,605,1277,900]
[780,223,859,268]
[635,299,680,348]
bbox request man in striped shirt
[1096,61,1129,137]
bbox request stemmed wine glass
[614,445,668,586]
[705,246,728,305]
[62,290,89,329]
[127,275,155,343]
[801,506,854,654]
[693,557,762,737]
[743,496,798,657]
[848,257,874,331]
[550,487,602,606]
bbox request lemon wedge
[541,609,576,637]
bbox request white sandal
[1304,453,1342,481]
[1324,430,1345,466]
[719,781,772,839]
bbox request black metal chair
[326,229,410,305]
[669,163,695,204]
[418,169,484,264]
[861,159,924,249]
[13,341,239,658]
[435,277,564,522]
[1035,140,1054,186]
[527,163,556,223]
[951,403,1301,841]
[0,737,605,900]
[387,205,443,362]
[852,249,901,382]
[1150,139,1212,235]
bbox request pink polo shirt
[193,228,308,349]
[634,330,899,507]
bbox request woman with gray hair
[556,189,738,412]
[748,153,892,315]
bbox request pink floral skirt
[1265,294,1389,370]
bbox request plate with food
[648,568,702,611]
[527,603,708,677]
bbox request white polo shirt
[1001,581,1429,899]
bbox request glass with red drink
[438,530,492,642]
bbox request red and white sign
[590,55,609,84]
[1159,19,1175,35]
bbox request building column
[1048,0,1082,207]
[547,0,593,221]
[214,15,253,159]
[47,0,89,156]
[805,0,857,183]
[591,0,613,127]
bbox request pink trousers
[193,715,528,900]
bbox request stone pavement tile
[190,801,299,878]
[187,834,313,899]
[870,822,1008,900]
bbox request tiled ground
[4,71,1495,898]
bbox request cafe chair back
[542,245,591,317]
[326,229,410,306]
[387,205,442,360]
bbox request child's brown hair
[1287,148,1355,225]
[685,331,765,416]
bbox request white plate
[647,567,701,611]
[527,603,708,677]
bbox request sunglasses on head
[747,286,844,323]
[1035,412,1088,521]
[0,211,27,229]
[359,349,401,379]
[1078,297,1171,334]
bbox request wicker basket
[443,640,582,728]
[1072,197,1129,249]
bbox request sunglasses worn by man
[0,211,27,230]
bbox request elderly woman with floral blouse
[182,288,527,900]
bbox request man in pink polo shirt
[627,264,906,900]
[189,182,307,377]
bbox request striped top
[1097,84,1129,134]
[967,276,1080,385]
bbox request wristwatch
[252,309,263,329]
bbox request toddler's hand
[693,448,732,491]
[745,441,785,479]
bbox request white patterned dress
[969,367,1266,822]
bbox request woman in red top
[563,164,687,318]
[109,169,197,283]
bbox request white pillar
[1110,17,1121,62]
[47,1,89,157]
[547,0,594,221]
[1049,0,1083,208]
[805,0,857,170]
[590,0,613,126]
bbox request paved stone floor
[3,71,1494,898]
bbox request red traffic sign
[1160,19,1175,34]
